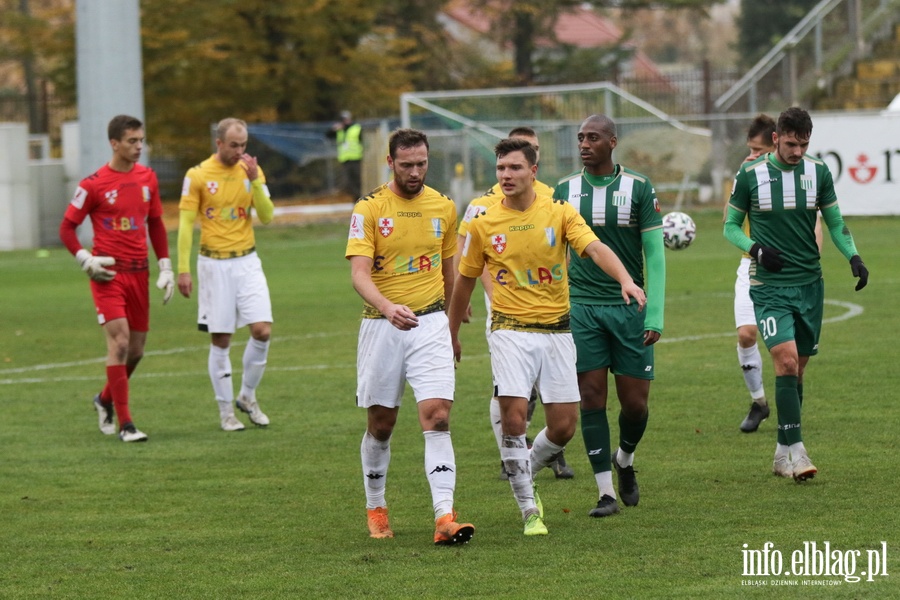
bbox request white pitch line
[0,300,863,386]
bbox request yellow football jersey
[460,194,599,332]
[458,179,555,238]
[180,155,268,258]
[346,183,458,318]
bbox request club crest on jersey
[432,218,442,238]
[207,181,219,195]
[800,175,813,191]
[379,218,394,237]
[142,186,151,202]
[492,234,507,254]
[105,189,118,204]
[613,191,628,206]
[545,227,557,247]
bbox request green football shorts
[570,302,654,379]
[749,278,824,356]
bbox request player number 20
[758,316,777,340]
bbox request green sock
[619,410,648,455]
[775,375,801,445]
[580,408,611,474]
[797,382,803,407]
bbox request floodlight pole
[75,0,145,178]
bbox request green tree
[736,0,819,67]
[470,0,722,85]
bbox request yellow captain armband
[251,180,275,224]
[177,210,197,274]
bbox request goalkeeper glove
[749,243,784,273]
[850,255,868,291]
[156,258,175,304]
[75,249,116,282]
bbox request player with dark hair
[731,114,777,432]
[457,126,574,481]
[177,117,275,431]
[724,106,869,481]
[555,114,666,517]
[59,114,174,442]
[346,128,474,546]
[449,137,645,536]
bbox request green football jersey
[555,165,662,305]
[729,153,837,286]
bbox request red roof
[442,1,666,82]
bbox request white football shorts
[197,253,273,334]
[734,256,756,329]
[356,311,455,408]
[488,329,580,403]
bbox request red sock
[100,365,137,404]
[106,364,132,428]
[100,363,136,404]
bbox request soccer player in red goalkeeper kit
[59,114,175,443]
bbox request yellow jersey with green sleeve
[459,194,599,332]
[458,179,555,238]
[180,155,268,259]
[346,183,458,318]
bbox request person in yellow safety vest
[328,110,363,200]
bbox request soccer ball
[662,211,696,250]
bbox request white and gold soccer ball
[662,211,696,251]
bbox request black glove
[749,243,784,273]
[850,255,868,291]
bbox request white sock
[208,344,233,417]
[737,343,766,402]
[788,441,807,459]
[361,431,391,509]
[615,447,634,468]
[529,428,564,476]
[240,337,270,400]
[500,434,537,518]
[595,471,616,500]
[424,431,456,519]
[775,443,790,459]
[489,397,503,450]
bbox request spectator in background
[328,110,363,200]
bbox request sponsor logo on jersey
[492,233,507,254]
[509,224,534,231]
[463,204,485,222]
[397,211,422,218]
[104,189,118,205]
[70,186,88,209]
[613,191,628,206]
[495,264,564,286]
[207,181,219,195]
[379,217,394,238]
[349,213,364,239]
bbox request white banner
[811,112,900,215]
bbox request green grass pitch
[0,211,897,598]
